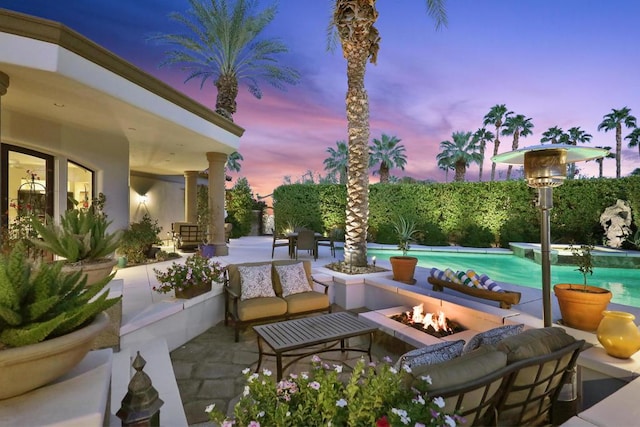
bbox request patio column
[206,152,228,256]
[0,72,8,141]
[184,170,198,223]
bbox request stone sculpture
[600,199,632,248]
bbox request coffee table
[253,312,378,380]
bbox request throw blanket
[479,274,504,292]
[429,267,504,292]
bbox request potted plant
[153,253,224,299]
[30,193,123,286]
[554,243,612,331]
[0,242,121,399]
[390,216,420,284]
[119,213,162,265]
[206,355,460,426]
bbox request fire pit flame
[408,303,452,333]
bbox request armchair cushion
[239,264,276,301]
[497,326,576,363]
[275,263,312,297]
[462,323,524,354]
[396,339,465,370]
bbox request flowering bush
[206,355,462,427]
[153,253,224,293]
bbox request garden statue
[600,199,632,248]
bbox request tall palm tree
[436,131,481,182]
[331,0,447,266]
[323,140,349,184]
[564,126,592,178]
[472,127,494,182]
[540,126,565,145]
[437,156,454,182]
[483,104,512,181]
[150,0,300,120]
[501,114,534,180]
[625,128,640,158]
[369,134,407,183]
[588,146,615,178]
[598,107,637,178]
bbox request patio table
[253,312,378,380]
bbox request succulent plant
[30,203,122,264]
[0,242,121,348]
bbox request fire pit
[390,304,465,338]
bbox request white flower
[444,415,456,427]
[309,381,321,390]
[402,364,412,373]
[257,411,265,418]
[433,396,445,408]
[420,375,433,384]
[391,408,408,418]
[205,404,215,413]
[248,373,259,383]
[383,356,393,363]
[242,368,251,375]
[389,367,398,374]
[301,372,309,380]
[413,394,425,405]
[311,355,321,363]
[243,385,250,397]
[333,364,343,373]
[336,398,348,407]
[262,369,272,377]
[286,411,291,417]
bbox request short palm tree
[540,126,565,145]
[598,107,637,178]
[483,104,512,181]
[330,0,447,267]
[625,128,640,158]
[323,140,349,184]
[587,146,615,178]
[369,134,407,183]
[150,0,300,120]
[501,114,534,180]
[564,126,592,178]
[437,131,481,182]
[472,127,494,182]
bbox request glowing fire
[407,303,452,333]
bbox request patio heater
[492,144,608,327]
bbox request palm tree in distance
[437,156,454,182]
[540,126,565,145]
[598,107,637,178]
[226,151,243,173]
[587,146,615,178]
[483,104,512,181]
[369,134,407,183]
[625,128,640,158]
[563,126,592,178]
[501,114,534,180]
[472,127,494,182]
[330,0,447,267]
[437,131,481,182]
[323,141,349,184]
[150,0,300,120]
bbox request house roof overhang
[0,9,244,175]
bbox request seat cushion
[275,262,312,297]
[396,340,465,371]
[238,264,276,301]
[497,327,576,363]
[284,291,329,314]
[462,324,524,354]
[237,297,287,321]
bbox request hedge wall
[272,177,640,248]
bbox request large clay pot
[390,256,418,285]
[554,284,612,331]
[597,311,640,359]
[0,312,109,400]
[62,258,117,287]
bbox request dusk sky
[2,0,639,200]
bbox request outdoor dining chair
[317,228,339,257]
[295,229,318,260]
[271,232,290,258]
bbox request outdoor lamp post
[492,144,608,327]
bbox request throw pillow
[239,264,276,301]
[462,324,525,355]
[395,339,465,371]
[275,263,312,297]
[497,327,576,363]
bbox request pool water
[366,249,640,308]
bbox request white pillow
[239,264,276,301]
[276,263,312,297]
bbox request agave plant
[0,242,120,349]
[30,200,122,264]
[392,216,419,256]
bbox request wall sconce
[138,194,148,204]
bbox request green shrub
[418,222,448,246]
[457,223,496,247]
[119,214,162,264]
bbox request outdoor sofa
[399,326,585,426]
[224,259,331,342]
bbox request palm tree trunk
[215,73,239,120]
[506,132,520,180]
[491,134,500,181]
[616,125,622,178]
[379,163,389,183]
[598,159,604,178]
[455,161,465,182]
[478,143,485,181]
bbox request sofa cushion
[462,324,524,354]
[238,264,276,301]
[285,291,330,315]
[271,260,312,296]
[497,327,576,363]
[275,263,312,297]
[237,297,287,321]
[396,339,465,371]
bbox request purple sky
[2,0,639,199]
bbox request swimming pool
[365,249,640,308]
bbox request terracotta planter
[390,256,418,285]
[175,282,212,299]
[554,284,612,331]
[0,312,109,400]
[62,258,117,287]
